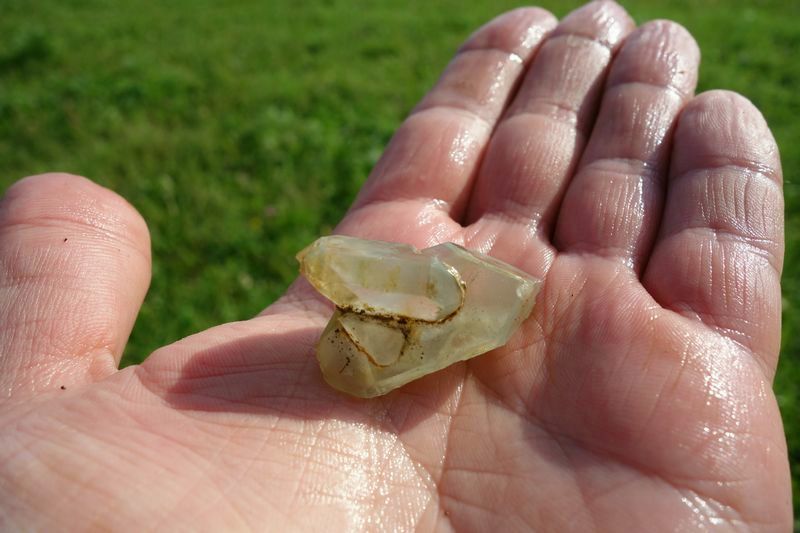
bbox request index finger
[350,8,557,222]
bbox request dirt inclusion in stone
[297,236,541,398]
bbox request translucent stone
[298,236,541,398]
[297,236,463,322]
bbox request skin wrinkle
[34,469,108,529]
[468,116,580,228]
[580,467,647,508]
[209,371,435,531]
[610,335,662,447]
[0,436,51,513]
[529,268,584,396]
[396,449,439,528]
[440,394,620,519]
[458,8,556,57]
[464,212,539,249]
[610,78,689,101]
[524,270,768,512]
[355,113,490,216]
[510,37,611,116]
[564,179,645,259]
[594,89,678,160]
[438,414,515,529]
[674,157,780,185]
[382,404,450,525]
[193,484,252,533]
[661,228,779,289]
[431,372,465,526]
[356,428,423,529]
[19,413,148,526]
[0,218,150,263]
[673,168,783,214]
[582,157,659,182]
[689,429,776,484]
[549,432,600,532]
[457,46,525,66]
[661,187,783,262]
[146,412,280,529]
[0,174,124,214]
[508,84,598,140]
[605,20,699,89]
[509,102,581,129]
[549,26,621,52]
[389,381,463,483]
[672,100,779,172]
[675,487,776,530]
[287,420,328,520]
[415,49,526,116]
[497,113,578,166]
[354,198,454,225]
[0,283,119,385]
[680,305,777,376]
[543,422,751,529]
[0,254,98,288]
[649,236,779,329]
[675,340,760,455]
[410,104,494,137]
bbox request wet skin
[0,1,791,530]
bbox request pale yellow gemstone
[297,236,541,398]
[297,236,463,322]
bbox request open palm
[0,2,791,530]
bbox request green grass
[1,0,798,523]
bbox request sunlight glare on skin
[520,20,551,52]
[677,329,758,432]
[414,199,459,247]
[678,492,728,529]
[481,55,523,108]
[590,2,628,47]
[448,129,480,168]
[640,99,675,153]
[292,417,434,530]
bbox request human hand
[0,1,791,530]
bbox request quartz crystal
[297,236,541,398]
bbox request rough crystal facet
[297,236,541,398]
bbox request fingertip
[459,7,557,60]
[681,89,757,120]
[554,0,636,48]
[681,90,771,134]
[641,19,700,56]
[673,90,782,184]
[1,172,152,258]
[608,19,700,97]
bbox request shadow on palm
[159,317,464,435]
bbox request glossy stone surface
[297,236,541,398]
[298,236,463,322]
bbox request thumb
[0,173,151,399]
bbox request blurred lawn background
[1,0,798,521]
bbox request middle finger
[463,1,634,269]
